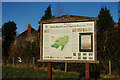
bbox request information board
[43,21,95,61]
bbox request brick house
[9,24,39,57]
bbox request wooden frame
[79,33,93,52]
[39,20,98,63]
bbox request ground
[2,65,79,79]
[2,65,120,80]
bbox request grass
[2,65,79,79]
[2,65,120,80]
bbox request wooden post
[13,57,14,67]
[65,62,67,73]
[85,63,89,80]
[33,57,35,65]
[47,62,52,80]
[109,60,111,76]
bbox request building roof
[17,27,37,38]
[38,15,98,24]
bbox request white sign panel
[43,21,94,61]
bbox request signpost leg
[47,62,52,80]
[85,63,89,80]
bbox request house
[9,24,39,57]
[13,24,38,46]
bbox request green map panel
[51,36,69,51]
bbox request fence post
[109,60,111,76]
[13,57,14,67]
[65,62,67,73]
[33,57,35,65]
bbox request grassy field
[2,65,80,80]
[2,65,120,80]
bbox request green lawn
[2,65,120,80]
[2,65,79,80]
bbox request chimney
[28,24,31,35]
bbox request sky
[2,2,118,35]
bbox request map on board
[51,36,69,51]
[43,22,95,60]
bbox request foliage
[111,24,120,75]
[97,6,115,58]
[38,5,54,32]
[22,41,40,64]
[97,6,120,75]
[97,6,115,52]
[98,6,114,32]
[2,21,17,58]
[7,40,40,65]
[41,5,53,20]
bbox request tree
[97,6,115,52]
[111,21,120,75]
[98,6,114,32]
[53,3,70,17]
[53,3,65,17]
[2,21,17,58]
[38,5,53,32]
[41,5,53,20]
[97,6,115,74]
